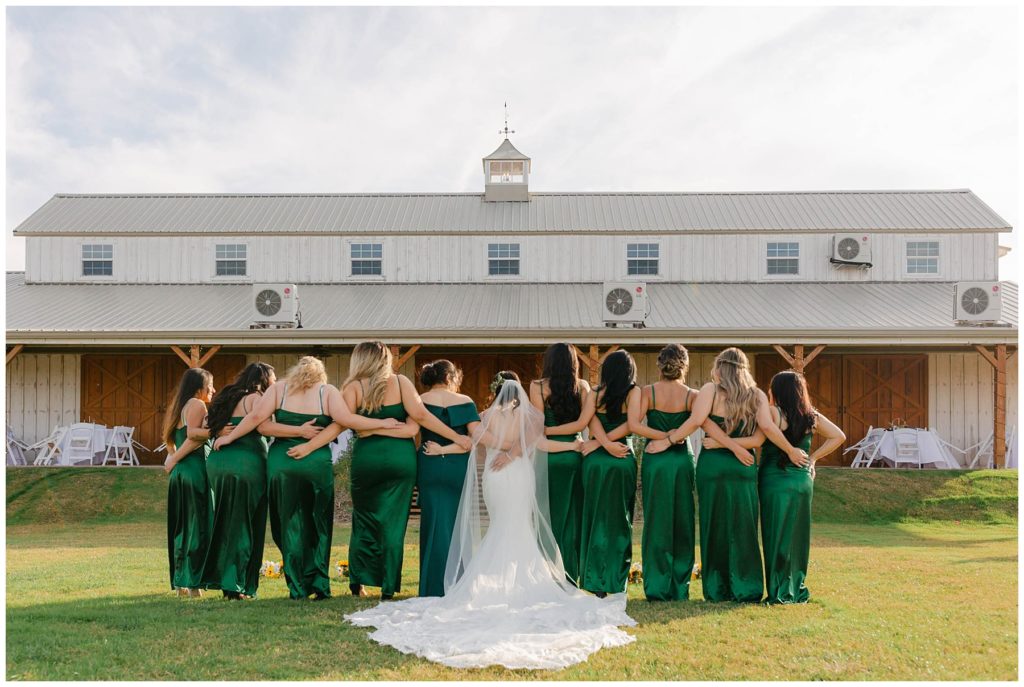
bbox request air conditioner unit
[603,282,648,328]
[830,234,873,267]
[954,282,1002,324]
[251,283,300,328]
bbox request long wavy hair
[284,356,328,394]
[770,370,817,467]
[162,368,213,446]
[420,359,462,390]
[541,342,582,424]
[713,347,759,436]
[206,362,275,439]
[657,343,689,381]
[344,341,393,413]
[597,350,636,424]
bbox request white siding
[25,232,1000,285]
[928,351,1019,456]
[5,354,80,445]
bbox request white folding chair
[6,427,29,465]
[63,424,98,466]
[32,425,67,466]
[933,432,970,469]
[1005,426,1018,469]
[102,426,140,466]
[966,432,994,469]
[848,426,884,468]
[892,428,922,468]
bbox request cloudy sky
[5,5,1018,278]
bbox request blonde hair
[657,343,689,381]
[344,341,393,413]
[284,356,328,392]
[713,347,759,436]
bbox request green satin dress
[579,409,637,595]
[417,401,480,597]
[349,382,417,597]
[641,386,696,601]
[203,412,269,597]
[759,411,814,604]
[695,414,763,603]
[266,384,334,599]
[167,413,212,590]
[543,392,585,586]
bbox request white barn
[6,137,1018,465]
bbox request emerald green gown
[543,399,584,586]
[267,385,334,599]
[350,383,417,597]
[641,386,695,601]
[759,414,814,604]
[203,414,269,597]
[579,410,637,595]
[167,415,212,590]
[417,401,479,597]
[695,414,763,602]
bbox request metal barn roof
[6,272,1016,346]
[13,189,1011,236]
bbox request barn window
[906,241,939,275]
[215,244,247,276]
[82,244,113,276]
[488,243,520,275]
[488,160,526,184]
[351,243,383,276]
[766,241,800,275]
[627,243,659,275]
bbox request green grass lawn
[5,467,1019,680]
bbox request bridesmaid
[578,349,639,597]
[325,341,472,600]
[216,356,399,600]
[162,367,215,598]
[416,359,481,597]
[754,370,843,604]
[201,362,275,600]
[529,342,593,586]
[658,347,807,603]
[625,344,697,601]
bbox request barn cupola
[483,109,531,202]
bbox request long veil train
[345,380,636,670]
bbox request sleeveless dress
[417,401,480,597]
[266,384,334,599]
[695,413,763,602]
[542,381,585,586]
[349,381,417,597]
[641,386,696,601]
[167,410,212,590]
[579,408,638,594]
[203,405,269,597]
[758,409,814,604]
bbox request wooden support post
[6,344,24,365]
[170,345,192,367]
[394,345,421,372]
[772,344,825,373]
[189,345,200,367]
[198,345,222,368]
[975,344,1008,469]
[573,344,620,387]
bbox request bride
[345,376,637,670]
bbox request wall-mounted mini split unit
[251,283,301,329]
[953,282,1002,324]
[603,282,649,328]
[830,234,873,267]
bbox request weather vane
[499,101,515,138]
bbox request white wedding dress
[345,381,636,670]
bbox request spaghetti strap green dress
[167,411,212,590]
[266,384,334,599]
[759,410,814,604]
[349,381,417,597]
[641,386,696,601]
[203,407,269,597]
[695,414,763,603]
[579,409,637,595]
[543,384,585,585]
[417,401,480,597]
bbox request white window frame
[903,239,942,278]
[486,241,522,278]
[764,239,802,279]
[81,242,114,279]
[213,242,249,279]
[347,240,386,280]
[626,242,661,278]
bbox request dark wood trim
[6,344,24,365]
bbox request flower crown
[489,373,505,395]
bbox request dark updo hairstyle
[419,359,462,390]
[162,367,213,446]
[597,350,637,424]
[657,343,689,381]
[770,370,818,468]
[541,342,582,424]
[489,370,522,407]
[206,362,276,439]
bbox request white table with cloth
[873,428,961,469]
